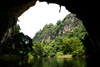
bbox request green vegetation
[0,13,88,58]
[0,24,33,58]
[32,13,87,57]
[40,24,87,57]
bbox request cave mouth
[15,1,87,58]
[0,0,88,58]
[17,1,70,38]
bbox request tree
[12,33,33,57]
[62,39,72,54]
[42,45,49,57]
[56,20,62,25]
[62,37,81,54]
[56,51,63,56]
[48,46,55,57]
[32,42,43,57]
[43,40,46,45]
[72,45,85,57]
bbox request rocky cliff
[33,13,82,42]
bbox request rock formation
[0,0,36,43]
[33,13,82,42]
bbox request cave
[0,0,100,66]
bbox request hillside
[33,13,82,42]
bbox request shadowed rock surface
[0,0,36,43]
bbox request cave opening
[15,1,88,58]
[0,0,89,58]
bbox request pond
[0,58,86,67]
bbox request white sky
[17,1,70,38]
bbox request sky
[17,1,70,38]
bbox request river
[0,58,86,67]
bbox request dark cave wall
[0,0,36,43]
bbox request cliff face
[33,13,82,42]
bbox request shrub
[72,46,85,57]
[56,51,63,56]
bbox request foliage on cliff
[33,13,82,42]
[41,24,87,57]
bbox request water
[0,58,86,67]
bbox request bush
[72,46,85,57]
[49,52,55,57]
[72,51,78,57]
[27,52,34,58]
[56,51,63,56]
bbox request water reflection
[0,58,86,67]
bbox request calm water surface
[0,58,86,67]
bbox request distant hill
[33,13,82,42]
